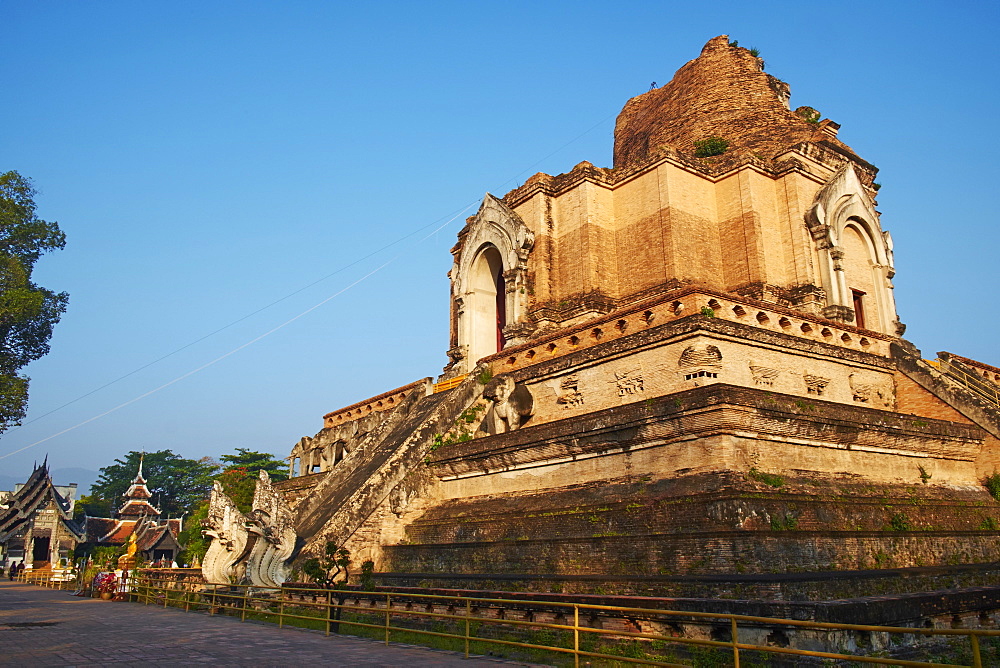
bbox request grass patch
[748,467,784,487]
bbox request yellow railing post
[731,616,740,668]
[971,633,983,668]
[385,593,391,645]
[279,590,285,628]
[241,588,248,622]
[465,597,471,659]
[326,590,333,636]
[574,604,580,668]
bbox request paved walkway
[0,581,539,666]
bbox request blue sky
[2,1,997,486]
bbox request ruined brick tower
[277,37,1000,612]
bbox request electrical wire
[12,200,481,431]
[0,101,628,460]
[0,203,476,462]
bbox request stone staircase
[292,371,486,555]
[891,342,1000,441]
[930,356,1000,411]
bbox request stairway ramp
[293,372,486,550]
[928,357,1000,412]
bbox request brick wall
[894,371,974,423]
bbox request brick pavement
[0,581,542,666]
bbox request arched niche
[448,194,534,373]
[840,220,881,331]
[467,245,506,364]
[805,164,899,335]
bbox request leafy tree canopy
[220,448,288,482]
[177,501,210,564]
[73,494,111,521]
[0,171,68,431]
[90,450,218,518]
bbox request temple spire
[118,455,160,519]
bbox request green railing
[931,358,1000,410]
[111,573,996,667]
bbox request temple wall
[511,160,834,316]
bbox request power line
[0,203,476,462]
[0,106,624,460]
[10,199,480,431]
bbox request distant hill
[51,467,99,496]
[0,468,99,496]
[0,474,21,492]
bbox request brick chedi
[274,37,1000,626]
[613,35,866,170]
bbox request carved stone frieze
[613,368,645,396]
[482,376,534,433]
[804,374,830,396]
[679,344,723,369]
[849,373,893,409]
[556,375,584,407]
[749,363,779,387]
[678,344,722,385]
[821,305,854,323]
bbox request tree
[220,448,288,482]
[0,171,68,431]
[212,448,289,512]
[177,500,210,564]
[164,448,286,563]
[90,450,218,518]
[73,494,112,520]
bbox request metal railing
[930,358,1000,411]
[11,568,76,589]
[86,573,998,667]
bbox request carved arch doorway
[468,245,506,364]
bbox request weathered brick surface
[894,370,973,424]
[613,36,869,172]
[372,564,1000,604]
[430,384,982,477]
[387,468,1000,579]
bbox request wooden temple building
[0,461,83,568]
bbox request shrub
[890,512,912,531]
[700,306,715,317]
[918,465,932,484]
[359,560,376,591]
[986,473,1000,501]
[795,106,821,125]
[748,467,784,488]
[694,136,729,158]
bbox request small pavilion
[82,458,182,564]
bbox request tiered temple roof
[0,460,84,544]
[116,458,161,519]
[81,458,183,562]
